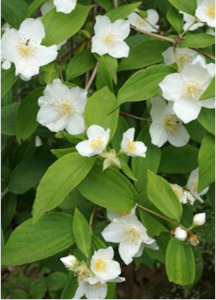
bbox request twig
[85,61,100,90]
[89,206,98,231]
[120,111,151,121]
[195,48,215,62]
[114,0,118,8]
[131,25,175,44]
[137,203,178,225]
[1,187,9,200]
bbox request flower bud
[188,233,199,246]
[174,226,187,241]
[60,255,79,270]
[193,213,206,227]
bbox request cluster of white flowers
[61,247,125,299]
[102,206,159,264]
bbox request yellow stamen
[183,81,203,101]
[123,227,141,244]
[104,32,117,45]
[90,138,104,149]
[17,39,35,57]
[128,140,137,152]
[192,180,198,193]
[208,6,215,18]
[163,114,182,133]
[94,258,107,272]
[177,54,190,68]
[58,102,74,117]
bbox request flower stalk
[85,61,100,91]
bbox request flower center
[58,102,74,117]
[183,81,203,101]
[163,114,182,133]
[177,54,190,68]
[118,211,131,218]
[137,17,146,26]
[76,264,91,283]
[191,180,198,193]
[128,140,137,152]
[123,227,141,244]
[104,32,118,45]
[173,188,180,197]
[89,282,104,291]
[17,39,36,57]
[94,258,107,272]
[90,138,104,149]
[208,6,215,18]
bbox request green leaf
[147,170,182,222]
[2,213,74,266]
[114,65,174,110]
[51,148,76,159]
[15,88,43,141]
[73,208,92,258]
[84,86,119,140]
[119,159,137,182]
[168,0,196,15]
[41,4,93,46]
[166,6,183,33]
[132,125,161,193]
[46,272,67,291]
[139,209,168,237]
[78,164,136,211]
[61,273,78,299]
[2,0,28,28]
[1,103,20,136]
[2,193,17,231]
[180,33,215,48]
[32,153,95,223]
[159,145,199,173]
[29,279,47,299]
[199,76,215,101]
[94,0,113,11]
[96,55,117,92]
[8,155,54,195]
[198,108,215,135]
[106,2,142,22]
[92,235,106,251]
[1,67,18,99]
[198,133,215,192]
[26,0,47,17]
[40,62,60,84]
[1,228,5,250]
[66,49,96,81]
[119,39,169,71]
[165,238,195,285]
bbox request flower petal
[167,126,190,147]
[34,45,58,66]
[107,41,130,58]
[159,74,183,102]
[173,99,201,123]
[149,122,168,147]
[75,140,94,157]
[119,240,141,265]
[102,222,124,243]
[94,15,111,36]
[65,112,85,135]
[111,19,130,39]
[19,18,45,42]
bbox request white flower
[171,184,188,204]
[53,0,77,14]
[180,11,204,31]
[187,168,209,202]
[149,97,190,147]
[206,28,215,35]
[174,227,187,241]
[91,15,130,58]
[76,125,110,157]
[102,214,158,265]
[40,1,55,15]
[162,47,200,69]
[60,254,79,269]
[128,9,159,32]
[188,233,200,246]
[195,0,215,28]
[90,247,121,283]
[121,128,147,157]
[100,149,121,171]
[1,18,58,80]
[193,213,206,227]
[107,206,136,222]
[73,275,125,300]
[159,57,215,123]
[37,79,87,134]
[35,136,42,147]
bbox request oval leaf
[32,153,95,223]
[2,213,74,266]
[165,237,195,285]
[78,164,136,211]
[147,170,182,222]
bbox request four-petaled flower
[91,15,130,58]
[1,18,58,80]
[128,9,160,32]
[76,125,110,157]
[37,79,87,134]
[121,128,147,157]
[195,0,215,28]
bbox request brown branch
[131,25,175,44]
[114,0,118,8]
[195,48,215,62]
[89,206,98,231]
[120,111,151,121]
[137,203,178,225]
[85,61,100,90]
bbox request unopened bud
[174,226,187,241]
[188,233,199,246]
[60,255,79,270]
[193,213,206,227]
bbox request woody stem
[85,61,100,91]
[120,111,151,121]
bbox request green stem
[1,187,9,200]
